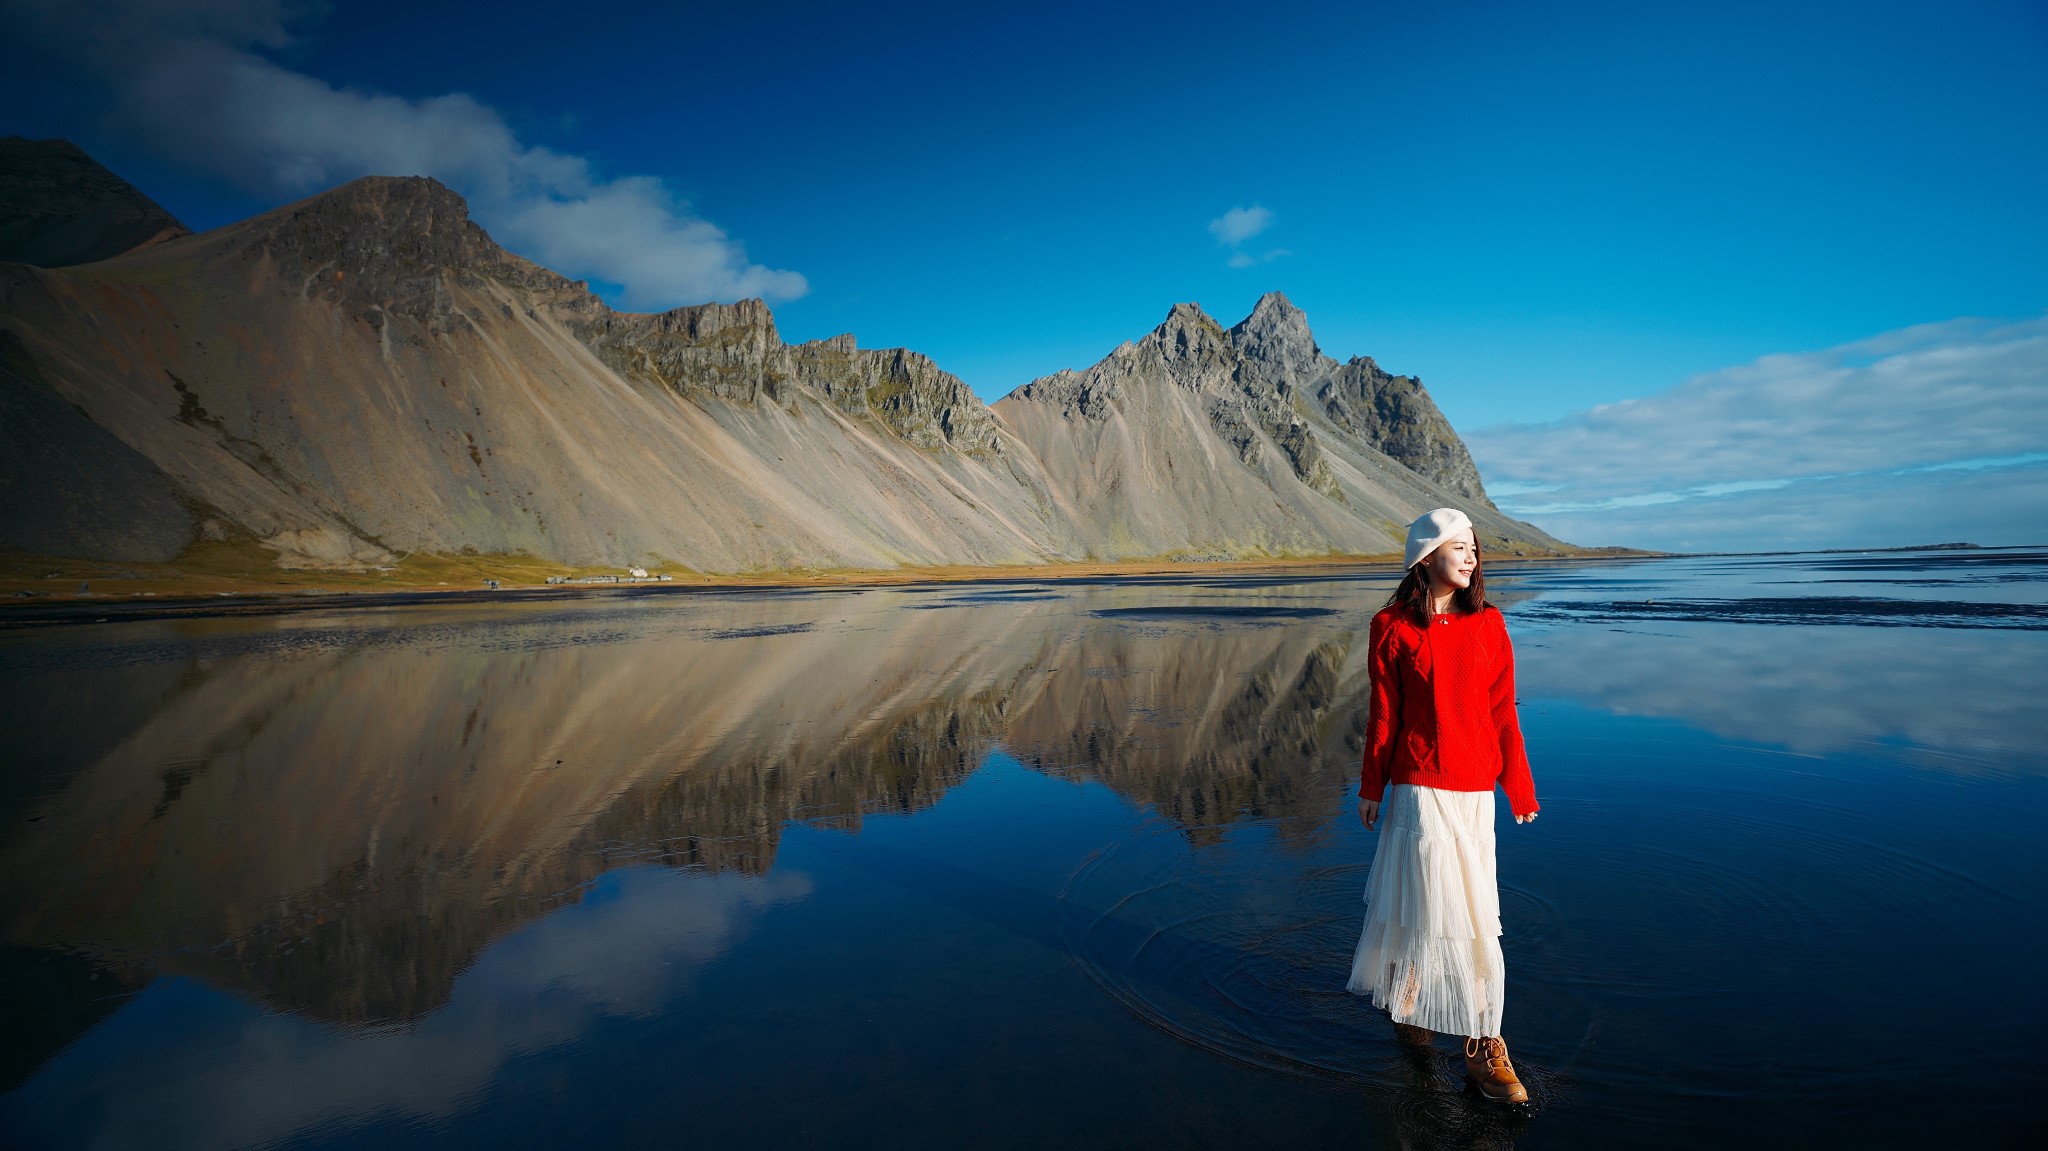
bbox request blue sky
[4,0,2045,549]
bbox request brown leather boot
[1463,1036,1529,1104]
[1392,1022,1434,1048]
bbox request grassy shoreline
[0,546,1657,625]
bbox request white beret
[1403,507,1475,569]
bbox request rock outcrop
[0,137,191,267]
[0,144,1563,573]
[1316,354,1491,503]
[572,299,1007,457]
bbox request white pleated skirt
[1347,783,1505,1039]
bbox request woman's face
[1422,528,1478,592]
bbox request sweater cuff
[1358,767,1385,801]
[1504,786,1539,820]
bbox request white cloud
[1208,206,1285,270]
[1550,459,2048,551]
[5,0,806,310]
[1468,315,2048,550]
[1224,247,1291,270]
[1208,204,1273,246]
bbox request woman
[1348,507,1540,1105]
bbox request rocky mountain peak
[1001,291,1505,513]
[0,136,191,267]
[247,176,578,320]
[1243,290,1307,326]
[1142,301,1235,373]
[254,176,494,272]
[1228,290,1324,383]
[1155,300,1219,337]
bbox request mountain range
[0,138,1568,575]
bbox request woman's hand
[1358,797,1380,831]
[1514,811,1538,825]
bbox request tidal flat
[2,549,2043,1149]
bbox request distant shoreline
[1699,541,1991,557]
[0,550,1660,629]
[9,543,2031,629]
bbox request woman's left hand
[1514,811,1538,825]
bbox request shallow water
[2,550,2045,1149]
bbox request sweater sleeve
[1489,610,1539,817]
[1361,611,1401,800]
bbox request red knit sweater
[1360,602,1539,818]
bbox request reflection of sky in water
[1501,547,2048,607]
[1517,623,2048,767]
[2,548,2045,1148]
[1494,546,2048,770]
[2,868,809,1151]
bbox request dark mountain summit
[0,137,191,267]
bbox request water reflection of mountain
[1004,632,1360,847]
[0,586,1372,1026]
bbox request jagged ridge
[994,292,1556,560]
[0,148,1565,571]
[248,177,1007,457]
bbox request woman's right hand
[1358,797,1380,831]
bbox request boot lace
[1465,1036,1512,1070]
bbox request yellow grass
[0,542,1651,608]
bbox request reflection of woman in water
[1349,507,1540,1106]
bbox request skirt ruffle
[1347,783,1505,1038]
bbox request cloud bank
[7,0,806,311]
[1468,315,2048,550]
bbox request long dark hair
[1383,541,1488,623]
